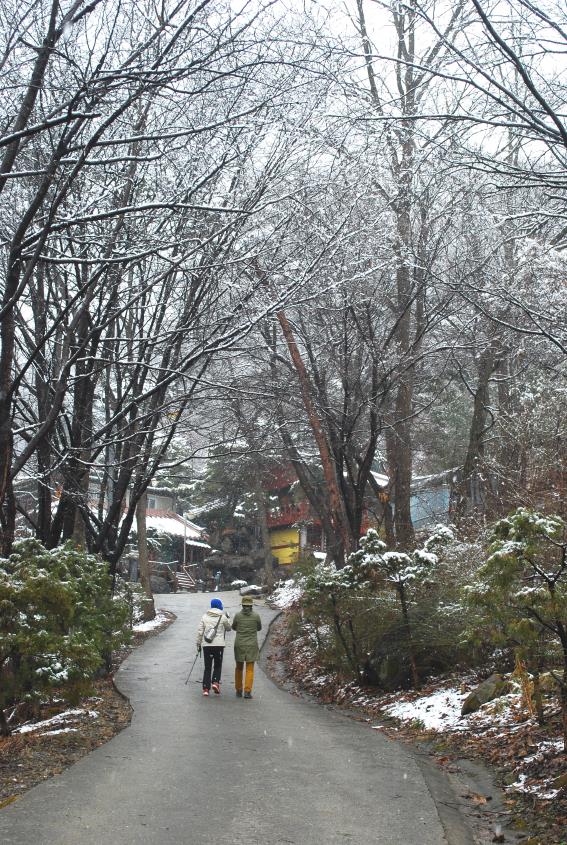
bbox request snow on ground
[40,727,79,736]
[378,682,564,801]
[270,579,302,608]
[240,584,262,595]
[380,684,535,735]
[507,773,561,801]
[522,739,564,765]
[504,738,565,801]
[15,708,99,735]
[132,609,170,633]
[382,687,467,731]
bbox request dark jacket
[232,608,262,662]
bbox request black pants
[202,646,224,690]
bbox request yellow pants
[235,661,255,694]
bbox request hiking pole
[184,648,201,685]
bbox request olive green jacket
[232,608,262,662]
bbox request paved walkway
[0,593,453,844]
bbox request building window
[148,496,156,509]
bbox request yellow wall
[270,527,300,565]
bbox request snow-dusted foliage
[466,508,567,750]
[302,559,359,596]
[349,524,454,587]
[230,580,248,590]
[284,523,476,688]
[0,540,130,733]
[270,579,303,609]
[466,508,567,632]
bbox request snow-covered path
[0,593,453,844]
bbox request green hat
[241,594,254,606]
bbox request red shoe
[212,682,220,695]
[202,689,209,696]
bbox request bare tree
[1,0,321,558]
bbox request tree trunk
[386,416,414,550]
[398,582,420,688]
[252,475,274,591]
[276,308,352,565]
[0,259,18,556]
[36,440,53,545]
[561,639,567,754]
[562,685,567,755]
[0,705,10,738]
[71,454,91,548]
[456,344,496,519]
[388,134,417,551]
[331,594,359,676]
[356,0,424,552]
[532,669,545,727]
[136,493,155,621]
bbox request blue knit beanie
[210,598,223,610]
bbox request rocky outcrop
[461,673,510,715]
[150,575,171,594]
[202,551,277,588]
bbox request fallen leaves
[463,791,492,806]
[0,679,132,803]
[0,796,18,810]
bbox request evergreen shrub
[0,540,131,734]
[292,527,483,689]
[464,508,567,746]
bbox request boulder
[538,671,563,694]
[231,579,248,590]
[240,584,262,596]
[150,575,171,594]
[378,655,405,690]
[461,673,510,715]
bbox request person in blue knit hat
[196,598,231,696]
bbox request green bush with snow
[293,524,472,688]
[465,508,567,747]
[0,540,130,735]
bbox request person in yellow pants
[232,594,262,699]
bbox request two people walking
[196,594,262,698]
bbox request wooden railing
[176,565,197,591]
[151,561,196,592]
